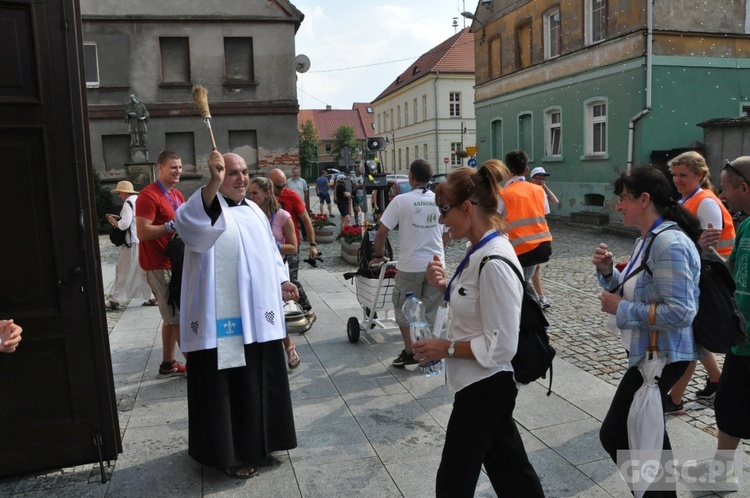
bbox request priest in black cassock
[174,150,298,479]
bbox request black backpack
[479,255,555,395]
[109,200,133,247]
[621,226,747,354]
[355,224,394,279]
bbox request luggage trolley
[346,261,399,343]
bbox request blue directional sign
[467,158,477,168]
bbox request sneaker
[392,349,418,368]
[696,376,719,399]
[664,397,686,415]
[539,297,551,309]
[158,360,187,378]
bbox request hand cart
[346,261,399,343]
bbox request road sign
[467,158,477,168]
[443,157,449,164]
[466,146,477,158]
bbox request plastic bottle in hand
[401,292,443,377]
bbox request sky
[293,0,474,110]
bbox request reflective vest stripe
[510,231,553,246]
[507,216,548,229]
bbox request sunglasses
[438,200,477,213]
[723,162,750,186]
[273,183,286,190]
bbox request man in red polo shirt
[136,150,186,378]
[269,168,318,322]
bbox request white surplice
[174,189,288,353]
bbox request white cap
[530,167,550,178]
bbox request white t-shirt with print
[380,187,445,272]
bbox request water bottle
[402,292,443,377]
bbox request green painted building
[469,0,750,219]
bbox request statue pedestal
[130,147,148,163]
[124,147,154,191]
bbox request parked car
[387,178,412,202]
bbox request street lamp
[461,11,486,43]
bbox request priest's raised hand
[202,149,226,208]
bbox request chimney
[325,105,332,110]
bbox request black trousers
[600,360,689,498]
[286,252,311,311]
[436,371,544,498]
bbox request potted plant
[312,213,336,244]
[336,224,363,265]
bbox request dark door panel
[0,0,120,477]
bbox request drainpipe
[434,71,440,173]
[627,0,653,172]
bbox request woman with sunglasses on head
[592,167,704,497]
[413,160,544,498]
[248,177,302,370]
[663,152,735,414]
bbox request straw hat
[111,181,138,194]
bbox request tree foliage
[298,119,319,178]
[331,125,362,164]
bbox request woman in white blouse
[105,181,153,310]
[415,163,544,498]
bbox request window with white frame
[586,100,607,155]
[518,113,533,160]
[414,99,418,122]
[83,42,100,88]
[451,142,462,166]
[449,92,461,118]
[544,8,561,60]
[423,144,428,160]
[414,145,418,159]
[390,109,395,130]
[422,95,428,120]
[586,0,606,45]
[404,102,409,125]
[378,113,382,133]
[545,108,562,158]
[397,105,401,128]
[406,146,410,166]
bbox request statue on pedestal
[125,94,149,148]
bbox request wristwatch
[447,341,456,358]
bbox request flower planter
[340,240,362,266]
[314,227,335,244]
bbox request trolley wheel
[347,316,361,343]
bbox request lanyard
[445,231,500,302]
[618,217,664,295]
[678,187,700,205]
[156,181,181,211]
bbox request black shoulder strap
[125,200,134,230]
[608,225,680,294]
[479,255,523,285]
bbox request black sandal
[223,465,257,479]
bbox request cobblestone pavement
[303,200,744,450]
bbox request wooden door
[0,0,121,476]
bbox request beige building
[372,29,476,175]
